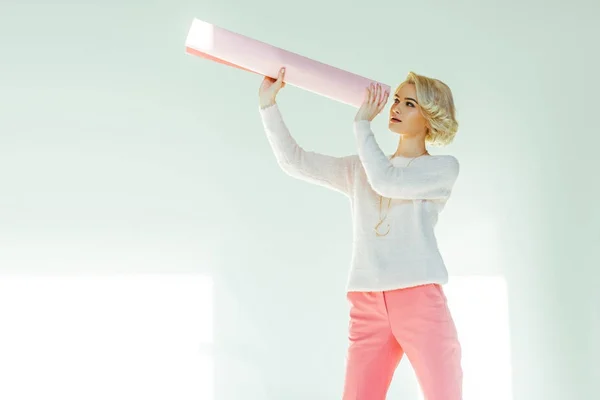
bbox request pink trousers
[343,284,462,400]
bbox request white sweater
[259,103,460,292]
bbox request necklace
[374,150,429,237]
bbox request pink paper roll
[184,18,391,108]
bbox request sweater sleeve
[353,119,459,200]
[259,103,356,196]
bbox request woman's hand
[259,67,286,109]
[354,82,389,122]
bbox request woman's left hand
[354,83,389,122]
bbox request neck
[392,136,429,158]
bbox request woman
[258,67,462,400]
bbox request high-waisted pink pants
[343,284,462,400]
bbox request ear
[424,126,432,140]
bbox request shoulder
[428,154,459,168]
[421,155,460,179]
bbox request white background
[1,0,598,398]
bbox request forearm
[259,103,306,175]
[353,120,458,199]
[259,104,355,194]
[354,119,393,180]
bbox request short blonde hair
[398,71,459,146]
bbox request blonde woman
[258,67,462,400]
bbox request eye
[393,98,399,103]
[406,101,415,107]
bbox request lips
[390,117,402,123]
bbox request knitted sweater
[259,103,460,292]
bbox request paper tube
[184,18,391,108]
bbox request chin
[388,124,403,135]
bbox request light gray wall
[1,0,598,399]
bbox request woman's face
[388,83,429,138]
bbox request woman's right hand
[259,67,286,108]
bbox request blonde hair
[398,71,459,146]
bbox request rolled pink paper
[184,18,391,108]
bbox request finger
[276,67,285,86]
[379,90,388,109]
[368,84,377,116]
[373,84,380,109]
[377,95,387,114]
[379,89,388,106]
[373,83,378,102]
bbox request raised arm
[353,119,459,200]
[258,67,356,196]
[259,103,356,196]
